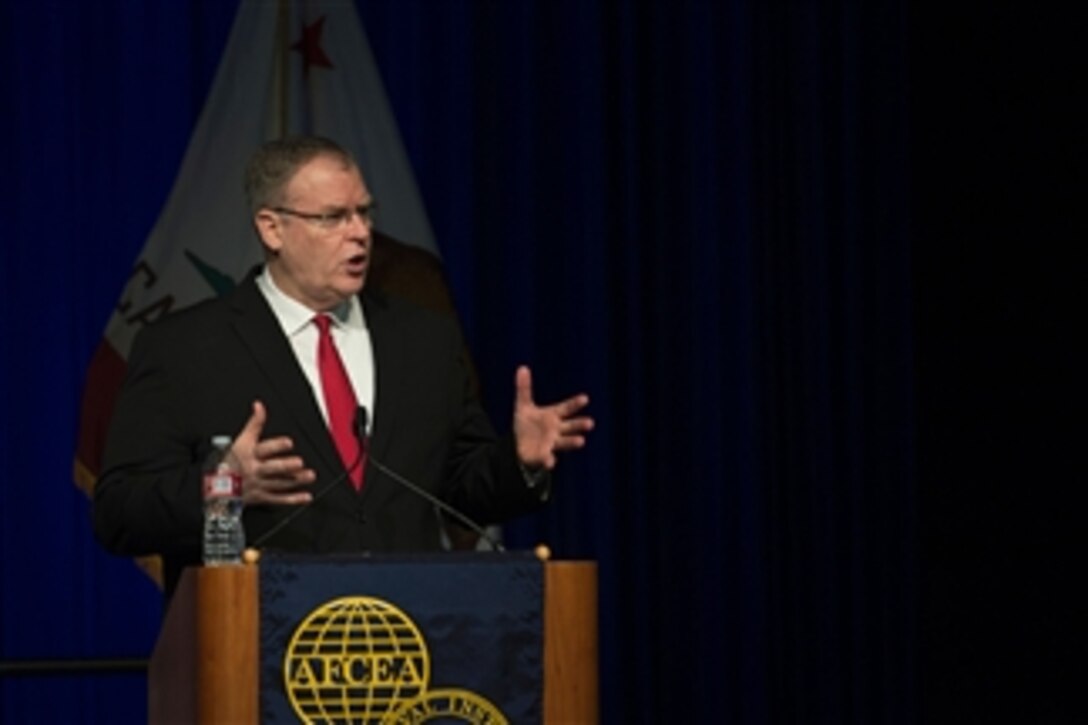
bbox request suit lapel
[363,291,406,469]
[228,277,342,476]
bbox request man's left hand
[512,365,594,470]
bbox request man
[93,136,593,598]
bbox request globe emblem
[284,596,431,724]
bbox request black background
[911,5,1081,720]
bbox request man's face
[257,154,373,311]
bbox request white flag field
[75,0,438,582]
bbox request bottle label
[204,472,242,498]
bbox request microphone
[357,407,505,553]
[248,409,369,549]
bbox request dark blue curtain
[1,1,920,721]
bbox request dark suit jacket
[93,274,545,597]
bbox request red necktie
[314,314,364,490]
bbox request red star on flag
[292,16,334,72]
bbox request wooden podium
[148,559,597,724]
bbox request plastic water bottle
[202,435,244,565]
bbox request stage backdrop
[0,1,915,722]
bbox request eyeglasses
[272,203,377,230]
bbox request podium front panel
[258,552,543,724]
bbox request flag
[75,0,440,584]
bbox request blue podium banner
[258,553,544,724]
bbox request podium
[148,557,597,724]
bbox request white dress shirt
[256,269,376,432]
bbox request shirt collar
[256,267,366,336]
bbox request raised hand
[232,401,316,506]
[512,365,594,470]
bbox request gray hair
[244,136,357,214]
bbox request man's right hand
[232,400,316,506]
